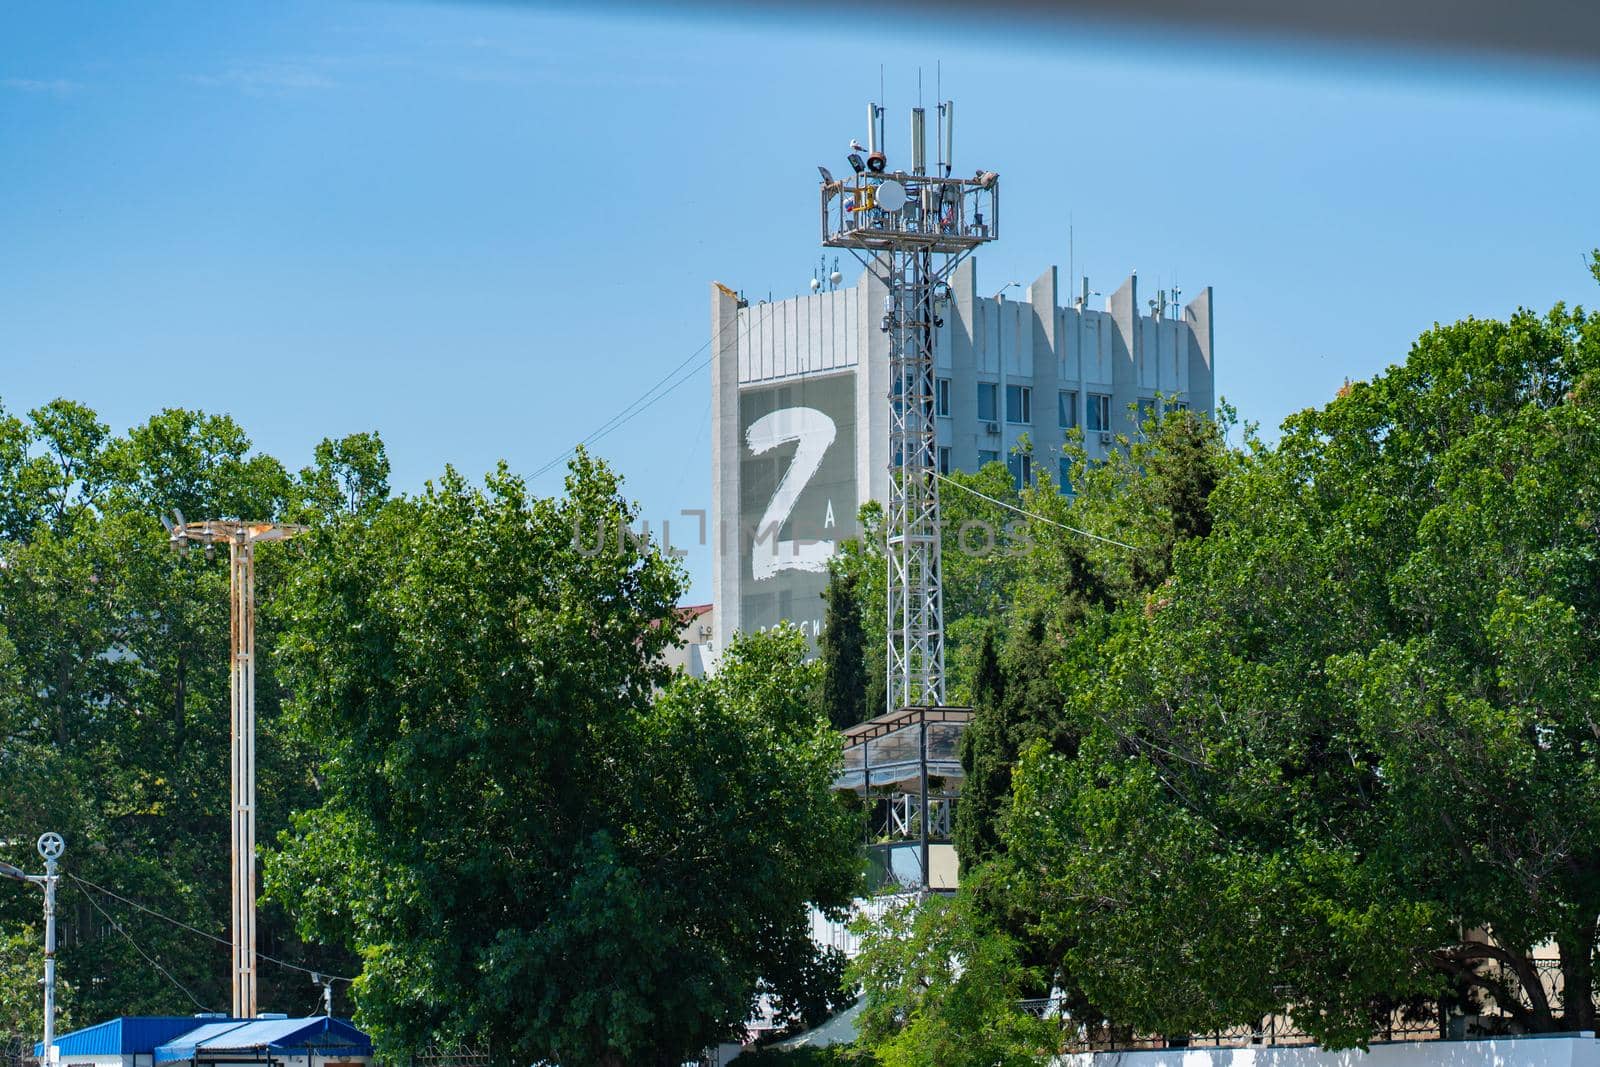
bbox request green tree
[265,453,860,1067]
[851,891,1059,1067]
[954,616,1065,875]
[0,925,72,1038]
[1006,259,1600,1045]
[0,401,371,1022]
[819,567,869,730]
[939,461,1030,703]
[830,503,887,719]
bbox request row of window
[937,445,1076,495]
[941,380,1139,433]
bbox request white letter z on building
[746,406,836,580]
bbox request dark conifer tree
[818,567,868,730]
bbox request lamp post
[0,832,65,1067]
[166,518,305,1018]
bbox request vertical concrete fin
[710,281,742,654]
[1184,285,1215,416]
[1028,266,1057,331]
[1109,272,1138,433]
[1029,266,1060,465]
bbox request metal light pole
[166,518,305,1019]
[0,833,65,1067]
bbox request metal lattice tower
[165,518,305,1019]
[820,100,999,713]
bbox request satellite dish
[875,180,907,212]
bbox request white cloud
[3,78,83,95]
[188,62,338,95]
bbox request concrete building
[710,260,1215,653]
[660,602,718,678]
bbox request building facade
[659,603,718,679]
[710,260,1215,654]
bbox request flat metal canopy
[834,705,973,793]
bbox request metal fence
[1043,957,1582,1053]
[1,1035,32,1067]
[1057,1014,1445,1053]
[385,1047,492,1067]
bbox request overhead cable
[68,873,356,984]
[529,300,773,483]
[72,880,214,1013]
[931,470,1137,551]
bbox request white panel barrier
[1054,1034,1600,1067]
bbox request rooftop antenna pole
[166,519,306,1019]
[1,833,63,1067]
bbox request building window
[1058,390,1078,429]
[977,382,998,422]
[938,446,951,475]
[1058,457,1074,494]
[1170,399,1190,412]
[978,449,999,467]
[1006,384,1032,424]
[1087,393,1111,432]
[1137,396,1157,429]
[1008,452,1032,490]
[936,378,951,418]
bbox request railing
[821,174,998,253]
[1,1035,32,1067]
[384,1047,492,1067]
[870,794,956,843]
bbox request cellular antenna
[818,98,999,714]
[911,107,926,175]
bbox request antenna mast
[820,99,999,712]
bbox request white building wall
[1054,1034,1600,1067]
[711,260,1216,653]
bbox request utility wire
[72,880,214,1013]
[530,346,712,482]
[68,873,356,984]
[932,470,1138,551]
[529,300,773,483]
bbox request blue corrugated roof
[151,1021,253,1060]
[35,1017,231,1058]
[154,1018,370,1063]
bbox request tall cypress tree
[955,626,1008,871]
[818,567,869,730]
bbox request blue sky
[3,2,1598,601]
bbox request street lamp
[0,833,65,1067]
[163,517,305,1019]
